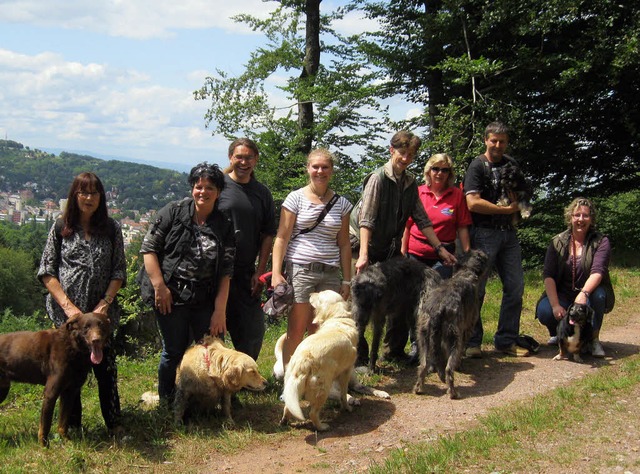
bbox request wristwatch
[103,294,114,305]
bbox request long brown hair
[61,172,110,238]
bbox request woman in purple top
[535,198,613,357]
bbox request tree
[357,0,640,200]
[195,0,389,200]
[0,247,40,315]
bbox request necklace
[309,184,328,201]
[571,235,583,291]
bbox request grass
[0,264,638,472]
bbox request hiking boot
[464,346,482,359]
[499,344,531,357]
[547,336,558,345]
[591,339,605,358]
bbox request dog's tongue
[569,319,575,326]
[91,346,103,365]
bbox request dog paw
[413,383,424,395]
[573,355,583,363]
[447,388,460,400]
[552,354,563,361]
[315,422,330,431]
[373,389,390,399]
[346,395,361,406]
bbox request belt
[291,262,338,273]
[476,223,514,231]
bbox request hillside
[0,139,188,211]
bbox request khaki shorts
[285,262,341,304]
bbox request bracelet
[580,290,590,298]
[103,294,114,305]
[341,280,351,286]
[434,243,444,254]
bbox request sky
[0,0,413,173]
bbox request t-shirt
[405,184,472,259]
[463,154,514,227]
[217,175,276,272]
[282,189,353,267]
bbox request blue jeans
[468,227,524,349]
[536,285,606,336]
[155,300,214,401]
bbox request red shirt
[405,184,472,259]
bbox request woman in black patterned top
[38,172,127,434]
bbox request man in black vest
[463,122,530,358]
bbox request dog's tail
[283,371,307,421]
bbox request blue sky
[0,1,415,172]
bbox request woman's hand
[574,291,589,305]
[209,307,227,337]
[552,304,566,320]
[271,272,287,288]
[439,247,457,266]
[339,282,351,301]
[154,282,173,315]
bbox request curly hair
[564,197,597,229]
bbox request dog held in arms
[351,256,442,372]
[173,336,267,424]
[0,312,110,446]
[498,161,533,225]
[280,290,361,431]
[413,250,489,399]
[553,303,594,363]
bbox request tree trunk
[297,0,321,157]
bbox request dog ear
[222,366,243,391]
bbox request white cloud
[0,0,278,39]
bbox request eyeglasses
[77,191,99,198]
[431,167,451,173]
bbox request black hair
[188,162,225,191]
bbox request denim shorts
[285,261,341,304]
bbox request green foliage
[0,247,41,316]
[0,145,188,211]
[0,308,50,332]
[195,1,389,199]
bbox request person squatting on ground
[218,138,277,361]
[351,131,456,364]
[463,122,530,358]
[38,172,126,433]
[535,197,614,357]
[271,148,353,369]
[140,163,235,405]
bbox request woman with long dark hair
[38,171,126,434]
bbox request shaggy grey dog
[351,256,442,372]
[413,249,488,399]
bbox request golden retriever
[174,336,267,424]
[280,290,359,431]
[274,332,390,404]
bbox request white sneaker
[591,339,605,358]
[547,336,558,345]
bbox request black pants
[226,270,266,361]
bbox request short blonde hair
[423,153,455,187]
[564,197,597,228]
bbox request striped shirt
[283,188,353,267]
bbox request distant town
[0,188,153,247]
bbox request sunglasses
[431,166,451,173]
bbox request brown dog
[174,336,267,424]
[0,312,110,446]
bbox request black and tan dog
[0,312,110,446]
[553,303,594,363]
[413,250,488,399]
[498,161,533,224]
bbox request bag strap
[292,193,340,240]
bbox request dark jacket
[138,197,235,305]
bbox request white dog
[280,290,389,431]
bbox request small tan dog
[280,290,358,431]
[174,336,267,423]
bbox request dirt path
[214,302,640,474]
